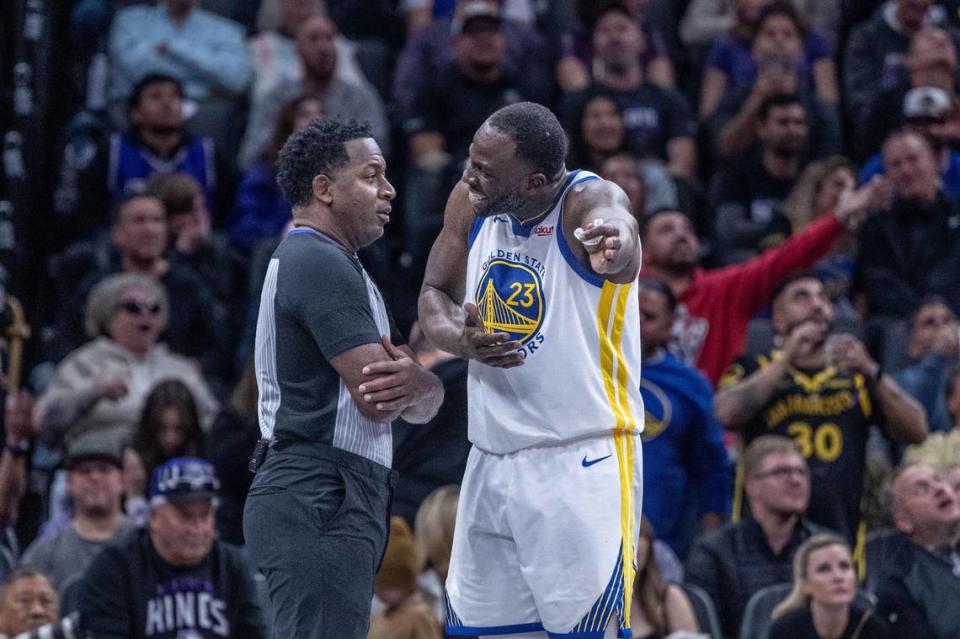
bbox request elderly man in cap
[79,457,265,638]
[19,432,136,595]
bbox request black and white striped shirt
[254,228,402,467]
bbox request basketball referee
[243,119,444,639]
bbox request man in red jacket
[641,180,881,384]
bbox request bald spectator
[856,130,960,317]
[874,463,960,637]
[239,14,388,168]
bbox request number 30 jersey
[719,351,879,541]
[464,170,644,454]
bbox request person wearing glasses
[715,271,926,543]
[52,194,226,384]
[36,272,218,449]
[685,435,829,639]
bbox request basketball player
[419,102,644,638]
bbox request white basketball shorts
[444,432,643,638]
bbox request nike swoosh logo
[581,454,612,468]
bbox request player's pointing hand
[576,218,636,275]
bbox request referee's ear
[312,174,334,205]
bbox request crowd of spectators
[2,0,960,637]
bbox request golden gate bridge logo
[474,259,544,345]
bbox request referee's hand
[359,336,442,412]
[458,303,524,368]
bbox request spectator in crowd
[874,463,960,637]
[247,0,367,147]
[861,86,960,197]
[685,436,827,639]
[391,324,468,526]
[856,130,960,317]
[567,91,679,216]
[843,0,955,123]
[711,93,808,263]
[392,0,553,124]
[639,177,877,384]
[636,277,730,557]
[0,571,58,638]
[37,273,218,448]
[556,0,676,92]
[769,533,891,639]
[123,380,207,521]
[682,0,843,50]
[57,194,227,378]
[567,90,630,174]
[559,2,697,180]
[413,485,459,621]
[145,173,242,321]
[401,1,548,264]
[781,157,861,329]
[107,0,251,145]
[78,458,266,638]
[905,369,960,469]
[368,517,443,639]
[715,271,927,540]
[232,95,321,250]
[65,74,229,238]
[893,298,959,433]
[208,360,260,545]
[698,0,837,119]
[710,2,841,160]
[630,517,700,638]
[239,14,387,168]
[19,432,135,594]
[857,27,960,164]
[783,157,857,232]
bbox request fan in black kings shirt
[78,458,265,639]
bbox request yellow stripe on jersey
[597,281,637,630]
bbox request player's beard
[475,189,525,218]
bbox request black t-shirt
[770,606,891,639]
[403,62,546,162]
[256,230,403,466]
[712,156,795,262]
[78,527,265,639]
[719,352,881,541]
[560,83,696,163]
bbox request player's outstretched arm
[565,180,642,284]
[419,183,524,368]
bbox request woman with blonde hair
[630,518,700,639]
[413,485,459,621]
[770,533,890,639]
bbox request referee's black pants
[243,440,396,639]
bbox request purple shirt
[706,29,831,91]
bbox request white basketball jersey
[465,170,644,454]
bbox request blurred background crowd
[1,0,960,637]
